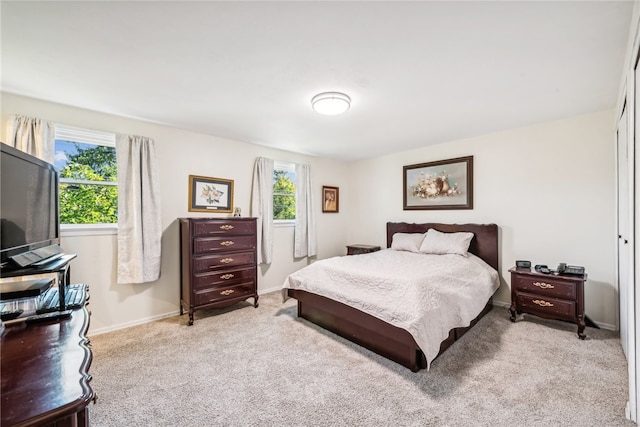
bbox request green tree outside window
[59,144,118,224]
[273,169,295,220]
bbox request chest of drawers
[509,267,586,339]
[179,217,258,325]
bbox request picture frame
[188,174,234,213]
[322,186,339,213]
[403,156,473,210]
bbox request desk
[1,305,94,427]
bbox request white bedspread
[282,249,500,368]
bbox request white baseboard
[90,287,284,336]
[90,310,181,336]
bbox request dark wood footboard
[288,288,493,372]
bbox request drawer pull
[220,258,234,264]
[220,240,235,247]
[220,289,235,296]
[220,274,235,280]
[533,282,554,289]
[220,225,234,230]
[532,299,554,307]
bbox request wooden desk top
[1,306,93,427]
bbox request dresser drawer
[193,251,256,271]
[194,282,256,306]
[512,275,576,300]
[193,266,256,290]
[194,235,256,254]
[192,220,256,236]
[516,291,576,321]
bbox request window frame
[54,124,118,234]
[273,160,296,226]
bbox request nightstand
[346,244,381,255]
[509,267,587,339]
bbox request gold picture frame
[188,174,234,213]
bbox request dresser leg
[188,311,194,326]
[254,295,259,308]
[509,302,517,322]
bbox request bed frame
[287,222,499,372]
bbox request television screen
[0,143,60,267]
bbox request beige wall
[347,110,617,328]
[1,92,352,333]
[2,92,618,330]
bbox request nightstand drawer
[512,275,576,299]
[516,292,576,321]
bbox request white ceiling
[1,1,634,161]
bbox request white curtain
[116,134,162,284]
[251,157,274,264]
[6,115,55,163]
[294,163,317,258]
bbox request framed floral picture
[188,175,234,213]
[322,186,339,213]
[403,156,473,210]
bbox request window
[54,124,117,225]
[273,161,296,222]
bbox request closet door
[618,102,630,359]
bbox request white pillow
[391,232,426,253]
[419,228,474,256]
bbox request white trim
[274,220,295,227]
[274,160,296,173]
[89,288,284,335]
[60,178,117,186]
[54,124,116,147]
[60,223,117,237]
[89,310,180,335]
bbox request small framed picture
[403,156,473,210]
[322,186,339,213]
[188,175,234,213]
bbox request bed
[283,222,500,372]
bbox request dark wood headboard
[386,222,499,271]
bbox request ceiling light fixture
[311,92,351,115]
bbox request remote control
[25,310,73,325]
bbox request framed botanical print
[188,175,234,213]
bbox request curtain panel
[294,163,317,258]
[115,134,162,284]
[251,157,274,264]
[6,115,55,163]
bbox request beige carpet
[88,291,633,426]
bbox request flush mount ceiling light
[311,92,351,115]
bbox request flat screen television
[0,142,60,270]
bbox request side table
[509,266,590,339]
[346,244,381,256]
